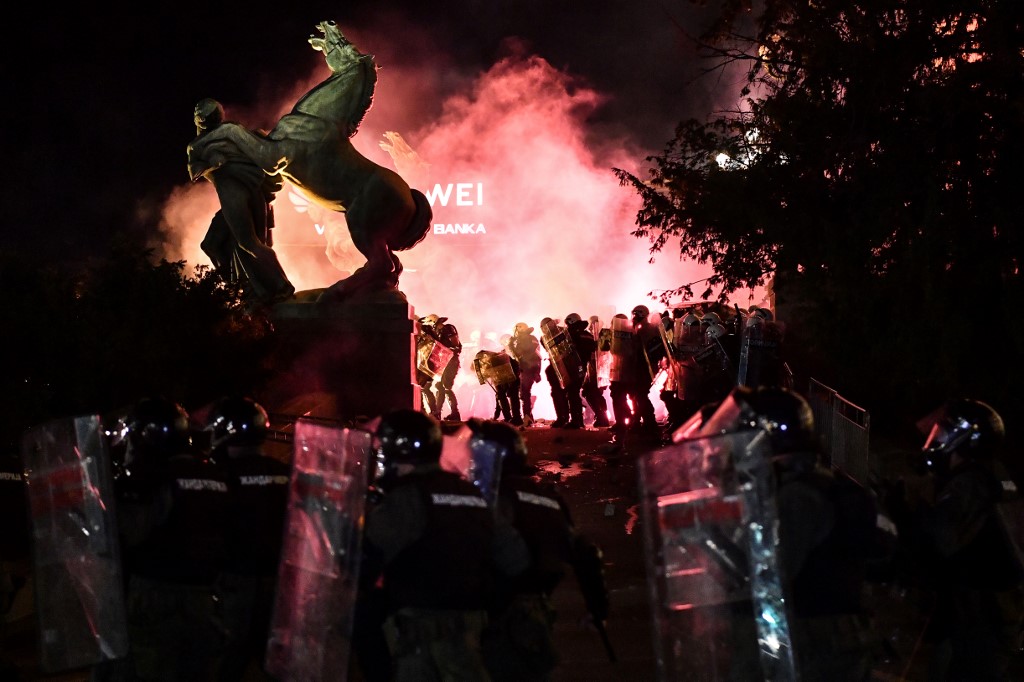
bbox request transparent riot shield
[540,319,584,389]
[473,350,517,393]
[264,420,372,682]
[417,333,455,381]
[22,415,128,673]
[439,424,503,506]
[639,430,797,681]
[607,316,635,383]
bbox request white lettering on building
[424,183,484,207]
[432,224,487,235]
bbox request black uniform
[509,329,543,424]
[777,460,891,681]
[429,322,463,421]
[916,458,1024,680]
[483,470,609,681]
[215,448,290,681]
[567,324,608,428]
[120,451,230,682]
[363,464,528,681]
[1,453,30,679]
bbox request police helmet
[682,313,700,328]
[420,313,442,327]
[205,396,269,450]
[923,398,1004,460]
[375,409,443,465]
[564,312,587,329]
[702,311,722,325]
[705,322,727,340]
[468,418,531,474]
[631,305,650,320]
[702,386,817,454]
[125,396,192,460]
[514,322,534,336]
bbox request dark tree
[2,241,276,450]
[615,0,1024,431]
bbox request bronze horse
[187,21,432,300]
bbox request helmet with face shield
[699,385,818,459]
[921,398,1004,472]
[373,409,443,487]
[205,396,270,451]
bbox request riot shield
[416,333,455,381]
[639,430,797,681]
[264,420,372,682]
[473,350,517,393]
[540,319,584,389]
[439,425,503,506]
[736,321,781,388]
[607,316,635,383]
[22,415,129,672]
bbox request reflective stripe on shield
[639,431,797,681]
[22,415,129,673]
[265,421,372,681]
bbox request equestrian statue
[187,20,432,302]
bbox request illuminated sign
[426,183,486,236]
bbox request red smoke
[157,24,765,420]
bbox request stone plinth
[262,289,418,422]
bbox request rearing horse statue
[187,20,432,301]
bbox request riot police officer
[509,322,543,427]
[627,305,660,437]
[204,396,290,682]
[420,314,462,421]
[565,313,610,429]
[705,386,892,681]
[117,396,230,682]
[908,399,1024,681]
[539,317,571,428]
[470,420,611,681]
[363,410,529,681]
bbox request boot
[593,410,611,428]
[509,393,523,426]
[445,391,461,421]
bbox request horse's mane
[270,52,378,142]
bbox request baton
[594,619,618,663]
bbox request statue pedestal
[263,289,419,422]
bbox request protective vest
[782,468,878,617]
[223,454,290,575]
[498,475,574,596]
[936,462,1024,591]
[125,453,230,584]
[382,470,494,611]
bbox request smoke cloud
[157,20,764,420]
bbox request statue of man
[187,99,294,308]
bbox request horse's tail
[392,189,433,252]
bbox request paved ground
[4,420,1021,681]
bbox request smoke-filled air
[157,21,766,420]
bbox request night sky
[2,1,729,263]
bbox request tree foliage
[615,0,1024,426]
[2,241,277,450]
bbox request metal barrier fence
[807,378,871,484]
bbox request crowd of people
[3,302,1022,681]
[415,302,790,442]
